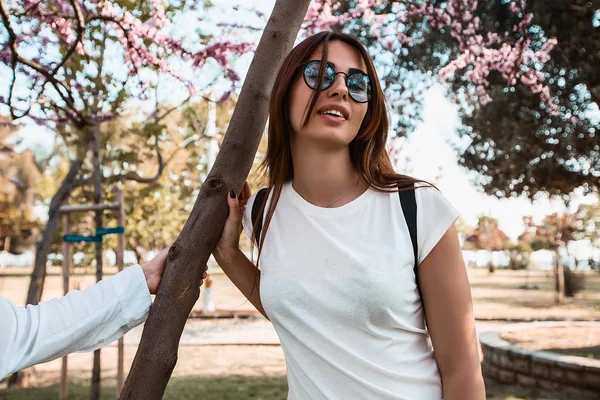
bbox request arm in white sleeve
[0,264,152,379]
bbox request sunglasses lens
[348,73,371,103]
[304,61,334,90]
[302,61,371,103]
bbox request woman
[215,31,484,399]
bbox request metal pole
[59,202,120,214]
[116,190,125,397]
[60,214,71,400]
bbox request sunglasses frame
[298,60,372,103]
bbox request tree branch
[151,96,192,121]
[15,55,83,123]
[50,0,86,75]
[105,148,164,185]
[0,0,20,120]
[1,0,89,125]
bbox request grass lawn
[501,325,600,360]
[0,376,289,400]
[467,268,600,320]
[484,380,597,399]
[0,377,595,400]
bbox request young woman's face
[289,41,369,148]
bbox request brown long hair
[252,31,429,268]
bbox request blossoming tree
[1,0,251,395]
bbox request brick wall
[480,322,600,397]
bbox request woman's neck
[290,138,366,207]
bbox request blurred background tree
[464,215,511,272]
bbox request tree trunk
[90,124,103,400]
[3,235,10,253]
[554,250,565,304]
[8,148,88,388]
[118,1,310,398]
[26,156,86,305]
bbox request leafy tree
[106,97,238,262]
[459,0,599,199]
[464,215,511,272]
[523,213,582,302]
[464,216,511,251]
[1,0,252,390]
[0,147,42,254]
[455,216,475,242]
[574,200,600,247]
[0,0,252,305]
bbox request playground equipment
[59,190,125,400]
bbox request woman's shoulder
[413,183,453,209]
[392,178,458,218]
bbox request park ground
[0,267,599,399]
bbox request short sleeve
[415,186,460,264]
[242,192,256,242]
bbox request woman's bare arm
[419,225,485,400]
[214,183,268,319]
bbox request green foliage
[574,200,600,246]
[0,124,44,254]
[508,240,533,270]
[523,213,581,251]
[456,1,599,198]
[454,216,475,242]
[339,1,599,198]
[53,97,237,264]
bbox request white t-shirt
[242,181,460,400]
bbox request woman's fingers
[242,181,252,199]
[238,182,252,207]
[227,190,241,225]
[215,189,242,260]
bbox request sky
[7,0,600,243]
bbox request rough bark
[118,1,310,398]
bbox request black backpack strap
[251,188,268,246]
[398,185,420,296]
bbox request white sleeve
[415,186,460,264]
[0,264,152,379]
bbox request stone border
[480,321,600,397]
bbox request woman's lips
[317,113,347,123]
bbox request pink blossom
[217,91,232,104]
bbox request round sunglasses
[298,60,372,103]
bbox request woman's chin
[301,130,355,148]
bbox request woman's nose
[327,73,349,100]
